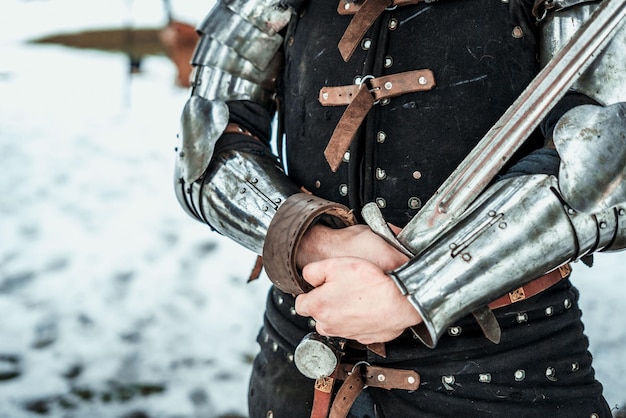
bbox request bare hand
[294,257,422,344]
[296,224,408,271]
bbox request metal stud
[514,369,525,381]
[272,342,279,352]
[267,411,274,418]
[289,307,297,316]
[322,92,329,100]
[516,312,528,323]
[461,253,472,262]
[343,151,351,162]
[408,197,422,210]
[376,197,387,208]
[339,184,349,196]
[384,56,393,68]
[512,26,523,39]
[376,168,387,180]
[545,366,557,382]
[412,170,422,180]
[308,319,317,328]
[315,180,321,189]
[407,376,416,384]
[448,326,462,336]
[380,98,390,106]
[287,353,294,362]
[376,131,387,143]
[384,81,393,90]
[388,18,398,30]
[361,38,372,50]
[564,298,572,309]
[571,362,579,372]
[377,374,386,382]
[479,373,491,383]
[277,296,284,305]
[442,375,455,390]
[619,208,625,216]
[591,413,600,418]
[544,306,554,316]
[418,76,428,85]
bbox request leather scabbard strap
[262,192,357,295]
[312,362,420,418]
[321,70,435,171]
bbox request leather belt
[312,362,420,418]
[320,70,436,171]
[310,264,571,418]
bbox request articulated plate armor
[174,0,299,253]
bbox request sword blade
[396,0,626,255]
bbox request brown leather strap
[338,0,392,62]
[262,193,357,295]
[319,70,436,106]
[224,122,259,140]
[311,376,337,418]
[321,70,435,171]
[488,263,571,310]
[323,84,375,172]
[338,0,423,15]
[329,370,366,418]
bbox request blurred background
[0,1,624,417]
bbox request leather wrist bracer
[262,193,357,296]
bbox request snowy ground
[0,1,624,417]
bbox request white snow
[0,1,624,417]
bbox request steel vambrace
[389,174,626,348]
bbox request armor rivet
[377,131,387,143]
[512,26,523,39]
[619,208,625,216]
[289,307,297,316]
[362,38,372,50]
[418,76,428,85]
[498,222,507,229]
[388,18,398,30]
[407,376,416,384]
[344,2,351,10]
[377,374,386,382]
[462,253,472,262]
[277,296,284,305]
[408,197,422,210]
[516,312,528,323]
[322,92,329,100]
[272,342,278,352]
[564,298,572,309]
[380,98,390,106]
[354,75,362,85]
[315,180,321,188]
[568,207,576,215]
[240,187,246,194]
[263,206,269,212]
[343,151,351,162]
[376,168,387,180]
[501,0,509,3]
[384,56,393,68]
[544,306,554,316]
[514,369,525,381]
[339,184,349,196]
[267,411,274,418]
[571,362,579,372]
[274,198,282,204]
[309,319,316,328]
[287,354,294,363]
[449,243,458,250]
[263,332,269,343]
[376,197,387,208]
[442,375,455,390]
[591,414,600,418]
[251,178,258,184]
[488,210,496,217]
[479,373,491,383]
[545,367,556,381]
[412,171,422,180]
[448,326,462,336]
[599,221,607,229]
[384,81,393,90]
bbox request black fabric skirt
[248,279,611,417]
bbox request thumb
[301,259,329,288]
